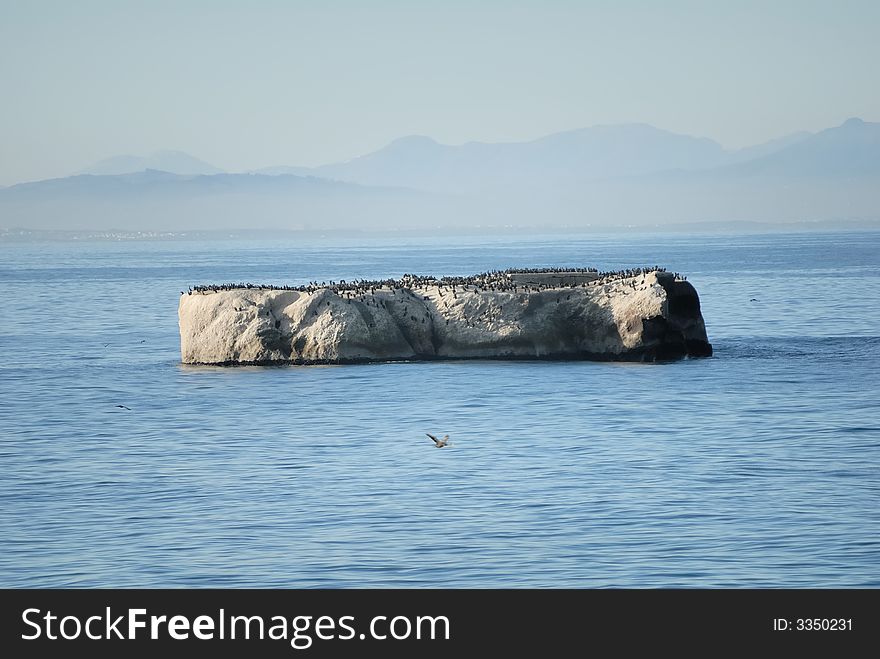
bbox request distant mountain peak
[390,134,439,145]
[152,149,202,158]
[79,151,223,176]
[842,117,865,127]
[382,135,443,153]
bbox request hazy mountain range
[2,118,878,232]
[250,123,815,193]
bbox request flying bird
[115,404,131,411]
[426,433,450,448]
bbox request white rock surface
[178,271,711,364]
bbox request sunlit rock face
[179,270,711,365]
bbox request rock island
[178,268,712,365]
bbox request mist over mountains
[2,119,878,232]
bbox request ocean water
[1,230,878,587]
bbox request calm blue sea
[1,231,878,587]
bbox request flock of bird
[182,266,684,297]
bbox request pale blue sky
[1,0,878,185]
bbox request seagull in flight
[426,433,450,448]
[115,404,131,411]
